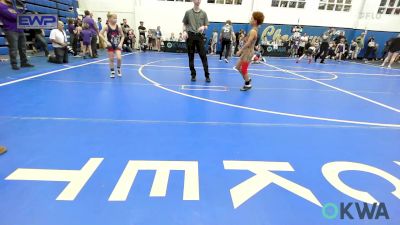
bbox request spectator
[0,0,34,70]
[211,29,218,54]
[156,26,162,51]
[83,10,99,58]
[148,30,155,51]
[139,35,148,52]
[355,32,366,59]
[328,41,336,59]
[123,29,136,52]
[219,20,234,62]
[348,39,358,59]
[373,43,379,61]
[74,20,83,56]
[178,32,184,42]
[48,21,69,64]
[0,26,7,62]
[363,37,376,61]
[30,28,49,57]
[97,17,103,31]
[80,22,93,59]
[234,29,242,54]
[97,17,107,49]
[382,39,391,60]
[334,31,345,44]
[138,21,147,42]
[122,19,130,35]
[239,31,246,50]
[67,18,78,56]
[335,38,346,61]
[169,33,176,41]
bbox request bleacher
[0,0,79,56]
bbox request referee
[182,0,210,82]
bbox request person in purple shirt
[67,18,78,56]
[80,23,93,59]
[82,10,99,58]
[0,0,34,70]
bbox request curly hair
[252,11,265,26]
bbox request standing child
[156,26,162,52]
[80,23,93,59]
[148,30,154,51]
[335,38,346,61]
[235,11,264,91]
[74,21,83,57]
[99,12,125,78]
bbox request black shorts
[297,46,305,55]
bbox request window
[378,0,400,15]
[207,0,242,4]
[319,0,351,12]
[271,0,306,8]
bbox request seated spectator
[30,28,49,57]
[48,21,69,64]
[252,45,266,64]
[364,37,376,61]
[123,29,136,52]
[348,40,358,59]
[178,32,184,42]
[169,33,177,41]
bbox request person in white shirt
[48,21,69,64]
